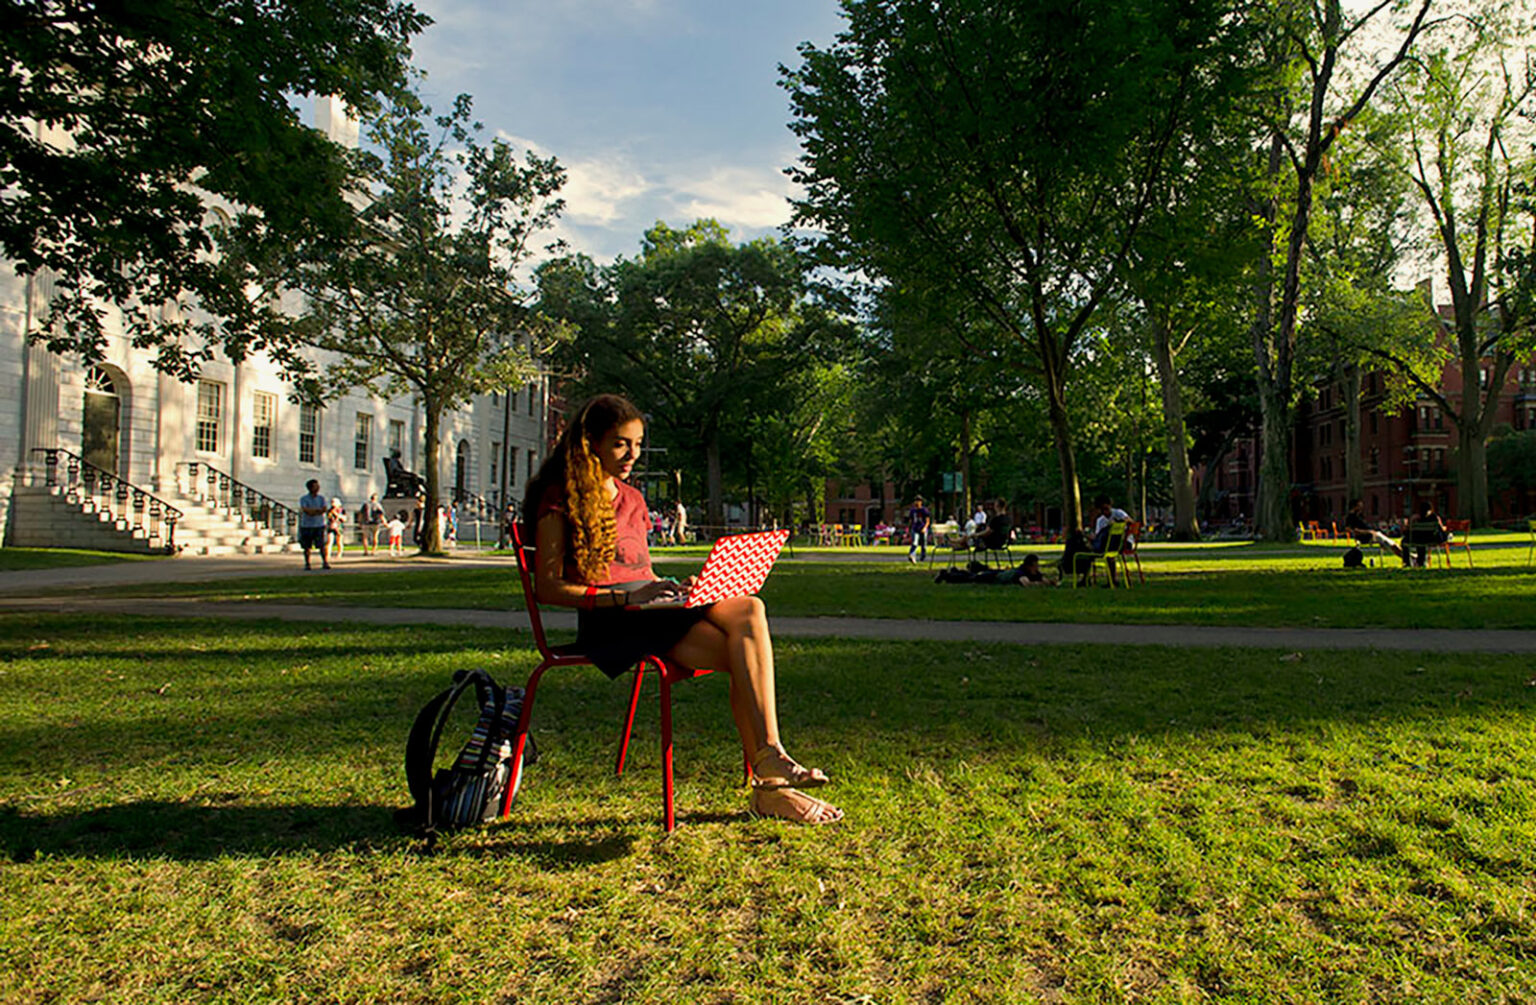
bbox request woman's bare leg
[669,596,777,756]
[668,595,829,787]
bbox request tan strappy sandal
[749,786,843,825]
[750,745,829,791]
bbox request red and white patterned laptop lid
[637,529,791,608]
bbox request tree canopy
[538,220,845,526]
[263,91,565,552]
[2,0,427,377]
[783,0,1248,531]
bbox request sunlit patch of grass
[59,545,1536,630]
[0,547,165,571]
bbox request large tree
[1242,0,1434,540]
[784,0,1243,532]
[1368,9,1536,524]
[538,221,842,527]
[2,0,427,377]
[262,92,565,552]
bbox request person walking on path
[362,494,386,555]
[326,499,348,559]
[525,393,840,825]
[671,500,688,545]
[906,495,932,563]
[298,480,330,571]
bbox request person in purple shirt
[906,495,932,563]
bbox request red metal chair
[1120,520,1146,585]
[506,524,725,832]
[1444,519,1473,567]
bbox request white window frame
[299,403,320,466]
[195,380,224,454]
[252,391,276,460]
[354,412,372,471]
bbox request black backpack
[403,669,537,842]
[1342,546,1364,568]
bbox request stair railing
[450,487,497,526]
[29,447,181,551]
[175,461,298,540]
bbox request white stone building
[1,101,548,551]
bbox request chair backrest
[1122,520,1141,552]
[1446,519,1470,537]
[1103,520,1128,555]
[1403,521,1446,546]
[509,523,558,659]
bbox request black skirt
[575,605,711,679]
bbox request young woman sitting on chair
[523,394,841,825]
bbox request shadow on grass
[1,801,400,861]
[0,801,645,865]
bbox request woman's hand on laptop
[629,579,686,605]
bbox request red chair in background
[1444,519,1473,566]
[507,524,735,832]
[1120,520,1146,585]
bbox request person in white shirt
[386,512,407,557]
[1090,494,1130,552]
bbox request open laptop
[628,529,791,609]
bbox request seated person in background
[1090,494,1130,552]
[1400,499,1448,567]
[1058,494,1129,584]
[973,507,1013,555]
[1343,498,1401,559]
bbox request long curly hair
[522,393,644,583]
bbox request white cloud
[670,164,797,230]
[492,131,801,260]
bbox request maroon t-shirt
[537,479,654,586]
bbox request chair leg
[504,661,551,816]
[659,667,676,832]
[616,662,646,777]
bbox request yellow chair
[841,523,863,547]
[1073,521,1129,588]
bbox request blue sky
[407,0,846,263]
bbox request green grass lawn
[0,547,163,571]
[3,614,1534,1002]
[76,543,1536,630]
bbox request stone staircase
[157,488,297,556]
[7,482,173,554]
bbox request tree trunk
[959,408,973,517]
[420,401,443,554]
[1149,316,1199,539]
[1255,383,1294,539]
[704,428,724,528]
[1457,424,1488,523]
[1343,364,1363,505]
[1250,129,1298,542]
[1046,393,1082,532]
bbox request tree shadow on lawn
[0,800,642,866]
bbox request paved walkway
[3,552,1533,652]
[2,594,1533,653]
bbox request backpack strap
[403,668,497,832]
